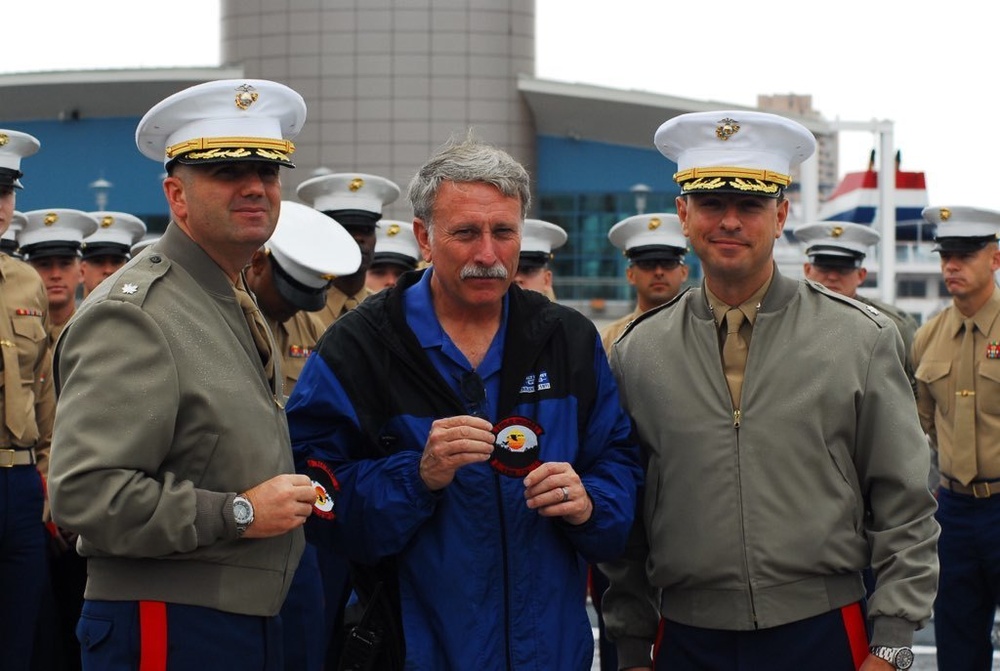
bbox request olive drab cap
[372,220,420,271]
[923,206,1000,253]
[83,212,148,261]
[608,213,687,263]
[135,79,307,167]
[792,222,881,268]
[519,219,567,269]
[265,201,361,312]
[655,111,816,198]
[0,130,41,189]
[296,173,401,223]
[18,209,100,261]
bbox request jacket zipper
[494,472,514,670]
[733,407,759,628]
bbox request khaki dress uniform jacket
[0,254,55,477]
[603,272,940,667]
[913,286,1000,481]
[48,223,303,616]
[271,310,326,397]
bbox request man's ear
[413,218,432,262]
[247,249,268,278]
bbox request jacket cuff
[870,615,916,648]
[615,637,654,669]
[195,490,235,545]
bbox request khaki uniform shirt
[48,318,69,350]
[913,286,1000,481]
[0,254,55,477]
[601,307,642,354]
[310,285,372,332]
[270,310,326,398]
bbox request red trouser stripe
[652,617,666,661]
[139,601,168,671]
[840,601,869,670]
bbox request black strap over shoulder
[337,563,405,671]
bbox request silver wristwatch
[870,645,914,670]
[233,494,255,536]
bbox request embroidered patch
[537,371,551,391]
[519,374,536,394]
[304,459,339,521]
[490,416,543,478]
[519,371,551,393]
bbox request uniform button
[150,255,162,263]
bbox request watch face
[894,648,914,669]
[234,498,253,525]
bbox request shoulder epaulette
[103,252,171,308]
[804,279,886,326]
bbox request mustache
[460,263,508,280]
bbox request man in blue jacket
[287,136,642,670]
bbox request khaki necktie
[234,282,275,385]
[0,285,28,440]
[723,308,748,408]
[952,318,978,484]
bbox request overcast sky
[2,0,994,209]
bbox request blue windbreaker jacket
[287,270,641,670]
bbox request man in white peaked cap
[20,209,99,345]
[912,206,1000,670]
[1,210,25,257]
[601,213,689,352]
[513,218,567,301]
[80,211,147,296]
[48,80,316,670]
[603,111,938,671]
[297,172,401,328]
[366,220,421,292]
[246,201,360,396]
[794,221,919,392]
[0,128,57,671]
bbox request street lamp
[630,183,651,215]
[89,177,113,210]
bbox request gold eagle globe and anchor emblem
[716,118,741,141]
[234,83,259,110]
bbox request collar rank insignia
[121,283,139,295]
[490,416,544,478]
[988,341,1000,359]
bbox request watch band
[870,645,914,670]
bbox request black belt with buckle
[940,476,1000,499]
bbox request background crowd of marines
[0,78,998,671]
